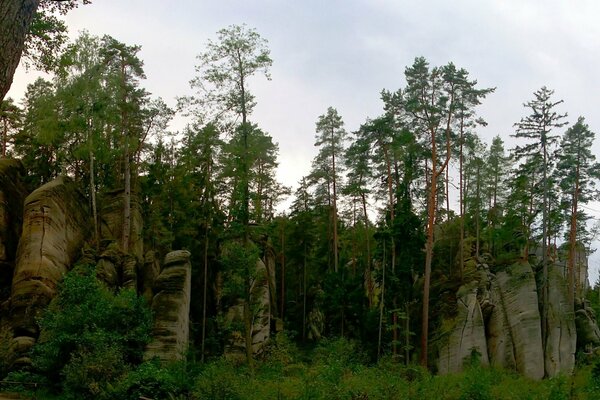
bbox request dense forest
[2,2,600,399]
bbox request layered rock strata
[9,176,89,365]
[144,250,192,362]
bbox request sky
[8,0,600,282]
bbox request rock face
[223,255,272,359]
[0,160,27,301]
[99,189,143,263]
[436,260,579,380]
[9,176,89,364]
[437,265,490,374]
[494,262,545,379]
[575,300,600,350]
[144,250,192,362]
[544,263,576,377]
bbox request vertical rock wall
[224,257,272,358]
[144,250,191,362]
[437,288,489,374]
[99,189,143,263]
[495,262,545,380]
[9,176,89,365]
[544,263,576,377]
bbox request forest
[1,1,600,399]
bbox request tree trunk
[2,116,7,157]
[421,118,452,367]
[377,237,386,360]
[120,61,131,254]
[280,220,285,319]
[459,117,464,279]
[0,0,40,102]
[302,242,307,341]
[567,159,580,309]
[201,225,209,362]
[243,298,254,369]
[90,147,98,247]
[361,191,373,307]
[331,127,339,273]
[421,161,436,367]
[382,144,397,355]
[475,161,481,258]
[541,128,549,358]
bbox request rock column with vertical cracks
[144,250,191,363]
[9,176,89,366]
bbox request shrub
[194,358,243,400]
[30,265,152,398]
[111,359,192,400]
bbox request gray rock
[544,263,576,377]
[495,261,544,380]
[144,250,191,362]
[9,176,89,362]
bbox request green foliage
[30,265,152,399]
[110,360,193,400]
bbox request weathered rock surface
[437,289,489,373]
[9,176,89,363]
[437,264,490,374]
[0,160,27,301]
[144,250,191,362]
[436,256,587,379]
[487,278,517,370]
[492,262,545,379]
[224,257,272,358]
[140,250,160,304]
[575,300,600,350]
[544,263,576,377]
[99,189,143,263]
[437,261,545,379]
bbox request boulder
[575,300,600,350]
[9,176,88,359]
[144,250,191,362]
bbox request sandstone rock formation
[494,261,545,379]
[140,250,160,304]
[99,189,143,263]
[544,263,576,377]
[575,300,600,351]
[437,264,490,374]
[144,250,192,362]
[436,260,578,380]
[9,176,89,365]
[224,257,272,358]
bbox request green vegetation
[2,4,600,399]
[9,335,600,399]
[4,265,152,399]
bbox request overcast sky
[8,0,600,281]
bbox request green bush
[194,358,244,400]
[111,359,192,400]
[30,265,152,399]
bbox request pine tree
[311,107,346,273]
[557,117,600,306]
[512,86,567,350]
